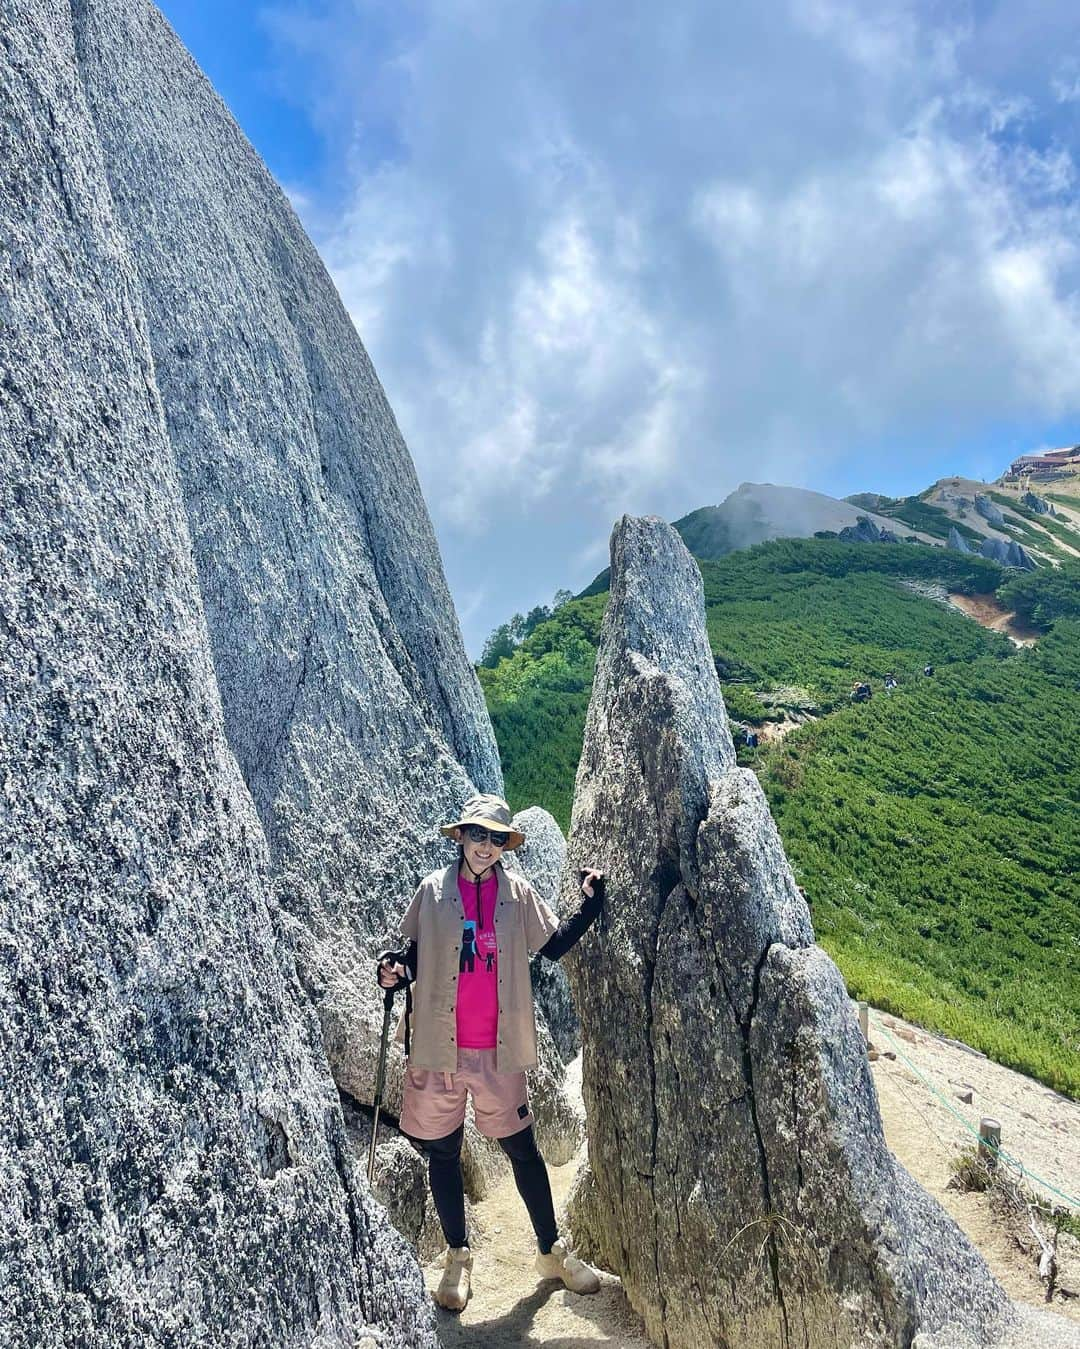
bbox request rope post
[858,1001,869,1045]
[978,1117,1001,1167]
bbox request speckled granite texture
[565,516,1014,1349]
[65,0,502,1096]
[0,0,505,1342]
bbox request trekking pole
[367,980,397,1186]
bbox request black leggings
[420,1123,557,1254]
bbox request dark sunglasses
[463,824,510,848]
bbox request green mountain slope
[477,540,1080,1096]
[761,621,1079,1095]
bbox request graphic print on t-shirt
[459,920,478,973]
[475,922,497,967]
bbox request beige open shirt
[394,861,559,1074]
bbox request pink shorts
[400,1047,533,1140]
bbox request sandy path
[422,1139,652,1347]
[947,592,1042,646]
[423,1050,652,1344]
[868,1009,1079,1321]
[422,1014,1080,1344]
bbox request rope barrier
[869,1014,1080,1212]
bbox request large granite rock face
[67,0,503,1096]
[0,4,438,1344]
[564,517,1012,1349]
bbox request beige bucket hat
[440,793,525,850]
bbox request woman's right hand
[377,959,406,990]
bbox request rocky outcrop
[837,514,901,545]
[674,487,912,562]
[0,3,440,1343]
[975,494,1007,527]
[511,807,568,903]
[563,516,1012,1349]
[980,538,1036,570]
[343,1100,457,1265]
[527,1023,585,1167]
[1020,492,1054,516]
[949,526,1034,570]
[67,0,503,1109]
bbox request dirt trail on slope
[423,1016,1080,1345]
[948,592,1042,646]
[867,1009,1079,1323]
[424,1138,651,1348]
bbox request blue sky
[159,1,1080,655]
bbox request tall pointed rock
[565,516,1012,1348]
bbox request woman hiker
[377,793,605,1312]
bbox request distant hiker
[745,730,759,749]
[851,682,871,702]
[884,672,897,692]
[923,664,934,677]
[377,794,604,1313]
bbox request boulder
[527,1020,585,1167]
[342,1102,453,1266]
[511,806,568,901]
[68,0,503,1110]
[0,3,438,1343]
[563,516,1013,1349]
[510,807,581,1061]
[948,526,972,554]
[505,807,584,1160]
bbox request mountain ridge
[575,474,1080,598]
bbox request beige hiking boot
[434,1245,472,1311]
[535,1238,601,1294]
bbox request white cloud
[264,0,1080,650]
[1053,72,1080,104]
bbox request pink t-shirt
[456,872,499,1049]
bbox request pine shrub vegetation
[477,539,1080,1096]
